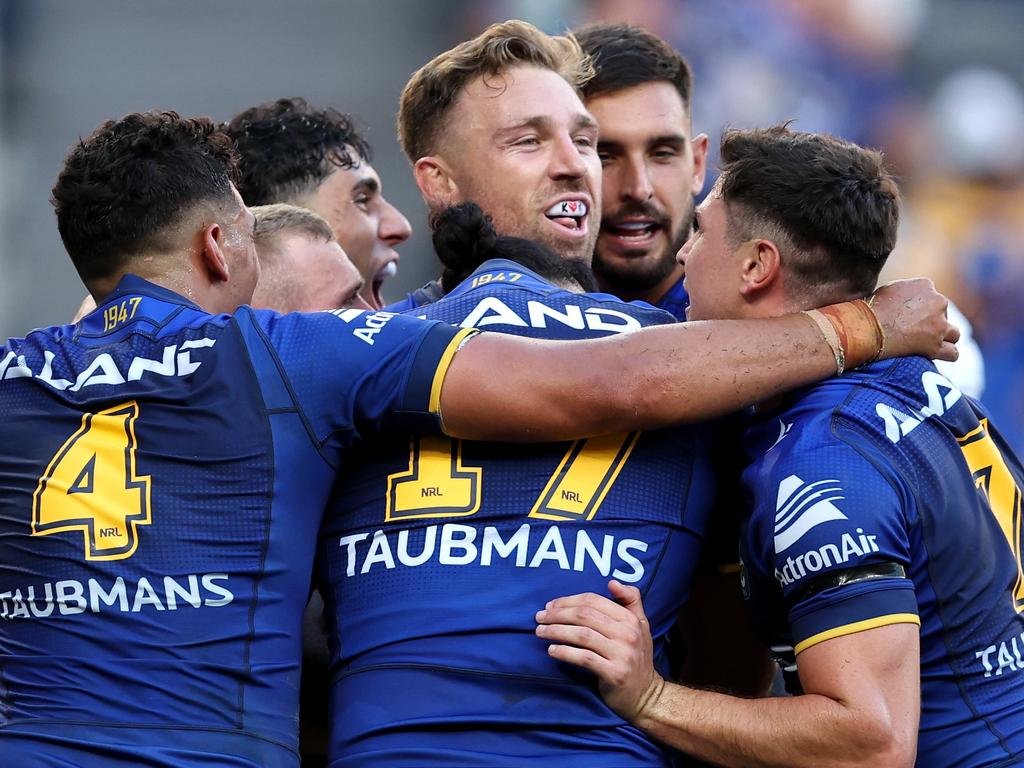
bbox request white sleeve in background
[934,300,986,400]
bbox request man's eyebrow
[494,112,598,136]
[648,134,688,149]
[573,113,599,132]
[495,116,551,137]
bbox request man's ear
[201,223,230,283]
[739,239,782,297]
[690,133,710,197]
[413,155,461,209]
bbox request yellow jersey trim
[429,329,478,415]
[795,613,920,655]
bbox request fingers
[935,340,960,363]
[542,590,636,623]
[536,584,652,660]
[945,321,961,345]
[545,642,611,677]
[607,579,648,624]
[536,618,621,660]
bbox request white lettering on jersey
[0,340,217,392]
[774,475,847,553]
[877,371,963,444]
[975,630,1024,678]
[457,297,642,334]
[339,523,649,583]
[774,527,881,586]
[0,572,234,620]
[351,312,398,346]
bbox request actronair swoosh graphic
[773,475,846,553]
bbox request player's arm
[440,279,957,441]
[537,581,919,768]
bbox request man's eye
[514,137,540,147]
[574,136,594,148]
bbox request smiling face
[433,65,601,263]
[587,81,707,302]
[304,158,411,309]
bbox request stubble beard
[593,197,694,295]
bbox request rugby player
[0,109,952,766]
[250,203,369,313]
[576,23,706,321]
[228,98,411,309]
[247,202,368,767]
[537,126,1024,767]
[387,20,604,311]
[319,202,720,766]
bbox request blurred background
[0,0,1021,450]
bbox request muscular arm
[537,582,920,768]
[440,280,957,441]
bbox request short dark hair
[432,202,597,293]
[718,125,899,299]
[226,97,372,206]
[51,111,239,284]
[575,23,692,110]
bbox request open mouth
[544,200,589,234]
[603,219,663,245]
[371,261,398,308]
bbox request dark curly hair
[51,111,240,284]
[226,97,372,206]
[575,23,693,110]
[432,202,597,293]
[718,125,899,299]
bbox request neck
[88,250,226,313]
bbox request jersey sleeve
[247,308,473,461]
[743,435,920,655]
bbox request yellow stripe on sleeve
[794,613,920,655]
[428,329,478,415]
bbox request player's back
[0,276,465,767]
[741,356,1024,767]
[318,260,718,767]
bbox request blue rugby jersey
[0,275,468,767]
[653,276,689,322]
[741,356,1024,767]
[318,259,718,768]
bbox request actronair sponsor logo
[774,475,847,553]
[774,528,881,587]
[327,309,397,345]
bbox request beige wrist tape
[803,299,885,375]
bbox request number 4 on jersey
[32,401,152,560]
